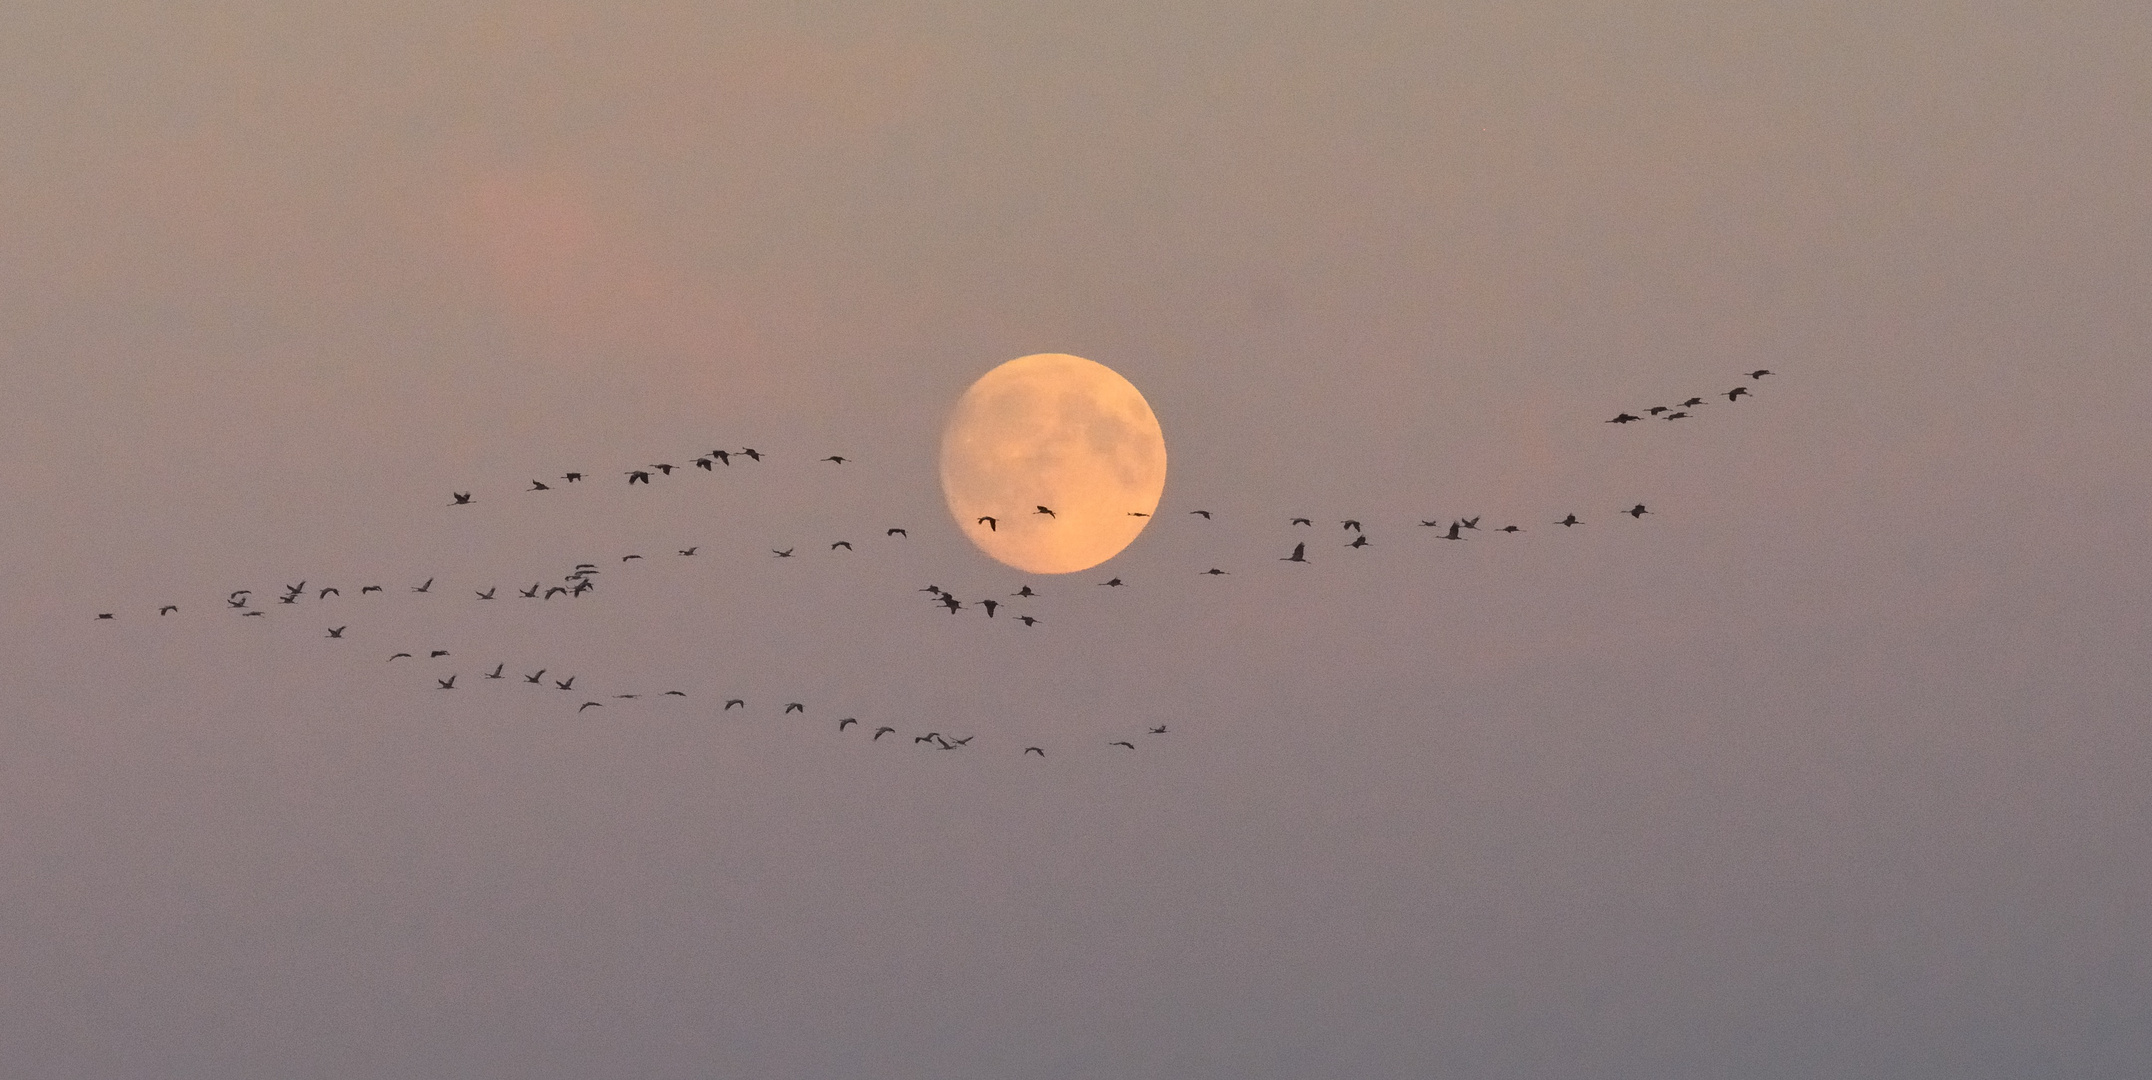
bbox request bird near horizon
[450,492,472,505]
[1282,542,1307,562]
[326,626,345,638]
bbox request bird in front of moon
[939,354,1167,574]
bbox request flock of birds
[94,369,1779,759]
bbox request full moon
[940,354,1167,574]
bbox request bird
[887,528,908,537]
[1725,386,1750,401]
[519,583,540,598]
[1499,525,1523,533]
[1348,535,1370,548]
[873,726,896,740]
[571,580,593,596]
[278,594,299,605]
[524,670,546,684]
[360,585,384,594]
[651,463,675,475]
[438,676,457,689]
[1626,503,1650,518]
[1149,725,1167,734]
[915,733,941,745]
[1681,397,1706,408]
[946,736,973,747]
[543,586,567,599]
[679,547,697,556]
[326,626,345,638]
[621,554,643,562]
[1749,368,1773,379]
[561,472,583,482]
[450,492,472,505]
[1099,578,1124,587]
[579,701,602,712]
[529,480,550,491]
[412,578,433,593]
[831,541,851,550]
[1017,615,1039,626]
[738,448,761,461]
[724,699,744,710]
[1607,413,1641,424]
[980,599,999,617]
[1024,746,1045,756]
[1342,519,1362,532]
[1282,542,1308,562]
[1461,517,1480,530]
[1664,411,1690,420]
[822,455,847,464]
[1291,517,1312,526]
[1441,522,1464,540]
[977,516,997,531]
[1202,568,1228,576]
[1035,505,1055,518]
[1557,514,1581,526]
[1419,519,1442,527]
[941,595,963,613]
[96,612,114,620]
[708,450,731,466]
[1110,741,1135,749]
[159,605,178,615]
[920,585,944,595]
[772,548,794,558]
[694,458,713,470]
[1190,510,1212,519]
[317,587,338,599]
[476,588,495,600]
[389,652,413,661]
[784,703,804,714]
[1647,406,1670,415]
[615,694,640,700]
[1127,511,1149,517]
[555,677,576,690]
[485,663,505,679]
[838,718,858,731]
[1013,585,1037,598]
[626,470,651,484]
[241,611,265,617]
[429,650,449,658]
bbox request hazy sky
[5,2,2151,1077]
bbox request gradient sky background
[5,2,2151,1077]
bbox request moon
[940,354,1167,574]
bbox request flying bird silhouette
[1342,520,1361,532]
[1150,725,1167,734]
[837,718,858,731]
[412,578,433,593]
[524,670,546,684]
[476,588,495,600]
[772,548,794,558]
[1441,522,1464,540]
[621,554,642,562]
[389,652,412,661]
[561,472,582,482]
[160,605,178,615]
[1099,578,1124,587]
[1024,746,1045,756]
[627,470,650,485]
[873,726,896,740]
[530,480,550,491]
[450,492,472,505]
[1725,386,1750,401]
[360,585,383,594]
[1291,517,1312,526]
[96,612,113,620]
[429,650,449,658]
[1664,411,1689,420]
[1557,514,1581,526]
[831,541,851,550]
[1348,535,1370,548]
[1282,542,1308,562]
[579,701,602,712]
[1626,504,1650,518]
[784,703,804,713]
[1748,369,1772,379]
[1110,741,1135,749]
[1608,413,1641,424]
[679,547,697,556]
[485,663,505,679]
[694,458,713,470]
[1035,505,1055,517]
[980,599,999,617]
[555,677,576,690]
[1013,585,1037,597]
[977,516,997,531]
[1202,568,1228,575]
[1017,615,1039,626]
[651,463,675,475]
[822,456,847,464]
[317,587,338,599]
[887,528,908,537]
[1190,510,1212,518]
[1648,406,1670,415]
[739,448,761,461]
[437,676,456,689]
[326,626,345,638]
[1681,397,1706,408]
[724,699,744,710]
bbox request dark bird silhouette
[579,701,602,712]
[772,548,794,558]
[977,516,997,531]
[389,652,412,661]
[1749,369,1772,379]
[1099,578,1124,587]
[451,492,472,505]
[1291,517,1312,526]
[941,595,962,613]
[520,583,540,598]
[920,585,943,595]
[1419,519,1442,527]
[1626,503,1650,518]
[823,455,847,464]
[1557,514,1581,526]
[739,448,761,461]
[1013,585,1037,598]
[874,726,896,740]
[724,699,744,710]
[543,586,567,599]
[1342,520,1362,532]
[784,703,804,714]
[429,650,449,658]
[1725,386,1750,401]
[96,612,114,620]
[615,694,640,700]
[555,677,576,690]
[1608,413,1642,424]
[671,547,695,556]
[1035,505,1055,517]
[1024,746,1045,756]
[947,736,973,747]
[438,676,457,689]
[1499,525,1523,533]
[160,605,178,615]
[1202,568,1228,575]
[1017,615,1039,626]
[1150,725,1167,734]
[1441,522,1464,540]
[980,599,999,617]
[1647,406,1670,415]
[664,690,686,697]
[1462,517,1480,530]
[709,450,731,466]
[279,594,299,605]
[524,670,546,684]
[1109,741,1135,749]
[627,470,651,484]
[361,585,384,594]
[915,733,940,744]
[562,472,583,482]
[1681,397,1706,408]
[317,587,338,599]
[485,663,505,679]
[476,588,495,600]
[241,610,265,617]
[1664,411,1690,420]
[1190,510,1212,518]
[887,528,908,537]
[651,463,675,475]
[621,554,642,562]
[1348,535,1370,548]
[571,580,593,596]
[1127,511,1149,517]
[1282,542,1308,562]
[838,717,858,731]
[831,541,851,550]
[326,626,345,638]
[530,480,550,491]
[694,458,713,470]
[412,578,433,593]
